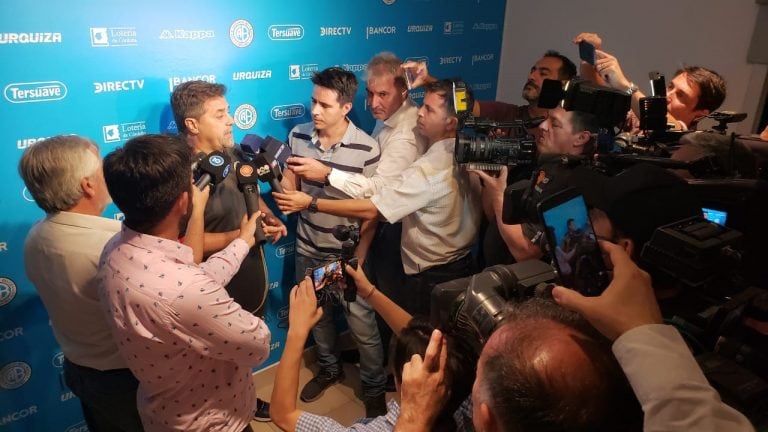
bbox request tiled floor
[248,354,399,431]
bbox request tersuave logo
[0,32,62,44]
[93,79,144,94]
[4,81,67,104]
[270,104,305,120]
[268,25,304,41]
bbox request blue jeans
[63,359,144,432]
[296,254,386,398]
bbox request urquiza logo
[439,56,462,65]
[234,104,257,130]
[471,82,493,92]
[0,405,37,427]
[159,29,215,40]
[443,21,465,36]
[365,25,396,40]
[472,22,500,31]
[229,19,254,48]
[51,352,65,368]
[232,70,272,81]
[4,81,67,104]
[0,32,62,44]
[471,53,495,66]
[168,74,216,92]
[275,242,295,258]
[406,24,433,33]
[64,420,88,432]
[16,136,48,150]
[405,56,429,66]
[289,64,318,80]
[0,361,31,390]
[90,27,138,47]
[271,104,305,121]
[268,24,304,41]
[102,121,147,144]
[0,277,17,307]
[94,79,144,94]
[320,26,352,37]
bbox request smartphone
[537,188,609,296]
[702,207,728,225]
[578,41,596,65]
[309,260,344,290]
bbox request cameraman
[469,106,603,263]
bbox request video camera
[310,224,361,306]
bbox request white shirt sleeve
[370,165,433,224]
[328,129,422,199]
[612,324,755,432]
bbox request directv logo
[234,104,257,130]
[271,104,305,120]
[268,25,304,41]
[229,19,254,48]
[93,79,144,94]
[4,81,67,104]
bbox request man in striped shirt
[281,67,387,417]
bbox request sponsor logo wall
[0,1,504,430]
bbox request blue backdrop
[0,1,505,430]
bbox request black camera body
[312,225,360,306]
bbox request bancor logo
[268,25,304,41]
[4,81,67,103]
[271,104,305,120]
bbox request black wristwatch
[308,197,319,213]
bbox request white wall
[497,0,766,134]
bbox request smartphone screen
[578,41,596,65]
[702,207,728,225]
[311,260,344,290]
[538,190,608,296]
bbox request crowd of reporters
[17,30,767,432]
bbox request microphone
[240,134,266,160]
[262,136,292,164]
[194,151,231,190]
[253,153,285,194]
[235,161,267,245]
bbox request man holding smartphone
[280,67,387,417]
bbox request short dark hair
[390,317,477,431]
[543,50,578,81]
[424,79,457,116]
[311,67,358,105]
[675,66,726,113]
[479,297,642,432]
[103,134,191,233]
[170,80,227,135]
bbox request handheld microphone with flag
[253,153,285,194]
[193,151,231,190]
[235,161,267,245]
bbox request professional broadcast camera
[310,224,360,306]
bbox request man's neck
[145,217,182,242]
[67,200,104,217]
[188,135,218,155]
[317,118,349,149]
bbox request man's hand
[237,211,262,248]
[288,277,323,336]
[191,183,211,215]
[343,264,374,297]
[400,60,433,89]
[272,190,313,214]
[572,32,603,50]
[396,329,450,432]
[467,165,508,213]
[286,156,330,183]
[552,240,662,340]
[261,213,287,243]
[594,50,632,92]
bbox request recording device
[578,40,596,65]
[538,188,610,296]
[709,111,748,135]
[193,151,231,190]
[240,133,293,165]
[311,224,360,305]
[454,117,539,171]
[253,153,284,193]
[538,78,631,129]
[235,161,267,245]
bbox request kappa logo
[337,63,366,73]
[159,29,215,40]
[289,64,318,80]
[233,104,257,130]
[90,27,138,47]
[443,21,464,35]
[0,278,17,307]
[0,32,62,44]
[4,81,67,104]
[268,24,304,41]
[102,121,147,144]
[166,120,177,133]
[229,19,254,48]
[472,22,499,31]
[0,361,31,390]
[271,104,305,120]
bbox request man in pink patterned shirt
[98,134,271,432]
